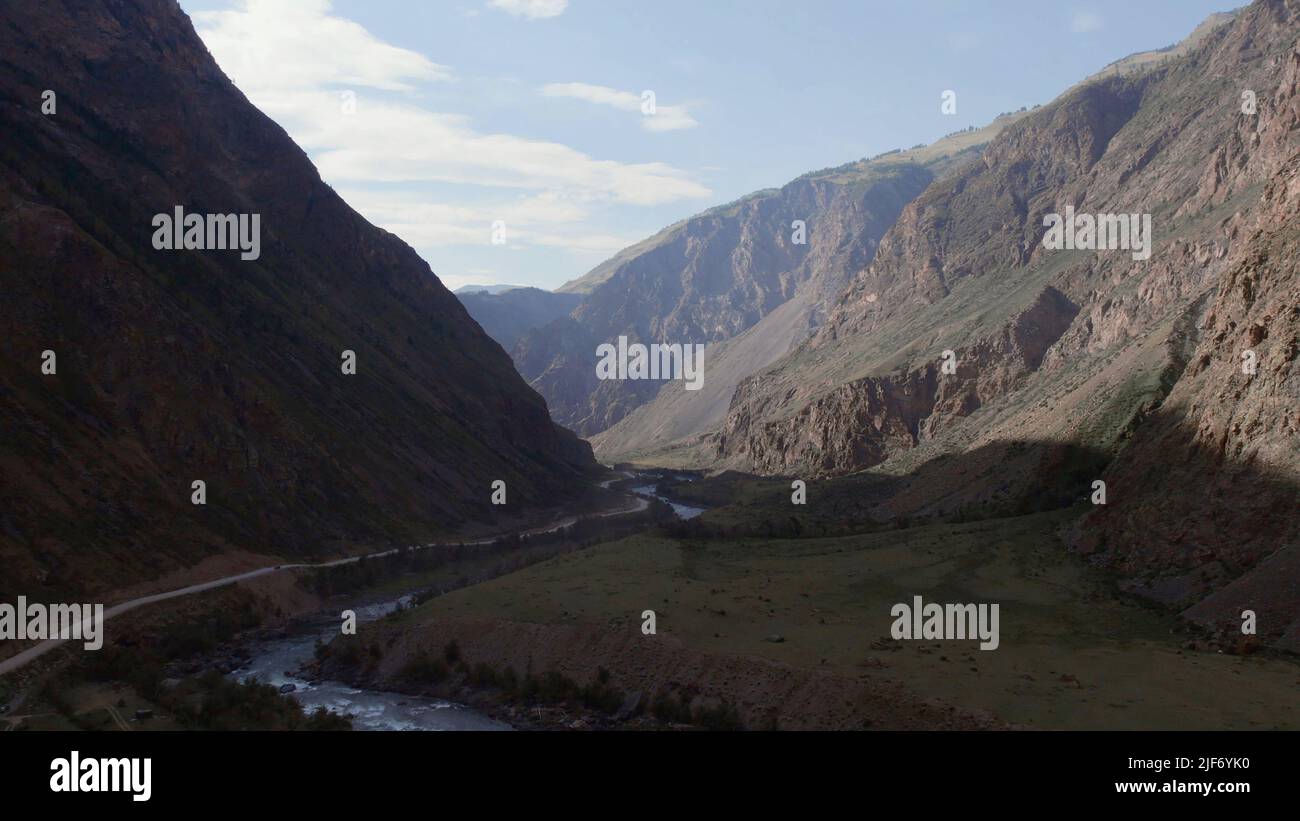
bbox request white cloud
[195,0,453,93]
[191,0,710,259]
[339,188,640,255]
[541,82,700,132]
[488,0,568,19]
[1070,11,1104,33]
[261,90,708,203]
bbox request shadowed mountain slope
[455,287,582,351]
[0,0,594,601]
[702,0,1296,644]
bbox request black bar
[0,730,1280,809]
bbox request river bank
[1,471,689,730]
[223,597,508,731]
[215,471,708,731]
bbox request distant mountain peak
[453,283,528,295]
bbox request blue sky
[178,0,1233,291]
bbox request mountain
[0,0,594,602]
[455,287,582,350]
[705,2,1296,645]
[588,120,1028,463]
[517,121,1025,440]
[454,284,525,295]
[1065,11,1239,93]
[1082,45,1300,650]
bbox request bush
[694,701,744,731]
[333,639,363,668]
[537,671,580,702]
[650,689,743,729]
[651,690,692,724]
[500,666,519,694]
[469,663,498,687]
[580,680,623,714]
[400,651,448,683]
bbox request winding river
[630,482,706,520]
[232,596,510,731]
[230,473,704,731]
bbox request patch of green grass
[400,511,1300,730]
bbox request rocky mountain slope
[455,286,582,350]
[714,4,1271,475]
[519,121,1024,440]
[588,121,1029,463]
[1083,137,1300,650]
[0,0,594,602]
[707,0,1296,644]
[590,7,1247,468]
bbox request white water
[628,477,706,519]
[230,471,705,730]
[231,597,509,731]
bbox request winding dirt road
[0,483,648,679]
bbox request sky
[178,0,1234,292]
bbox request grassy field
[406,508,1300,729]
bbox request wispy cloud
[541,82,700,132]
[191,0,708,262]
[341,188,640,256]
[197,0,453,92]
[252,90,709,203]
[488,0,568,19]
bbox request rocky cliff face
[515,161,941,437]
[524,124,1032,442]
[716,2,1289,480]
[0,0,593,600]
[717,286,1081,474]
[586,123,1037,465]
[708,0,1298,645]
[1081,147,1300,650]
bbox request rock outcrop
[706,0,1298,644]
[1081,149,1300,649]
[715,3,1289,485]
[518,161,939,436]
[717,286,1080,474]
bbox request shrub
[400,651,448,683]
[537,671,580,702]
[694,701,744,731]
[651,690,692,724]
[469,663,498,687]
[500,666,519,694]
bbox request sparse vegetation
[36,594,350,731]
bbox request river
[230,472,704,730]
[232,595,510,730]
[625,468,707,519]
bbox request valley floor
[358,508,1300,730]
